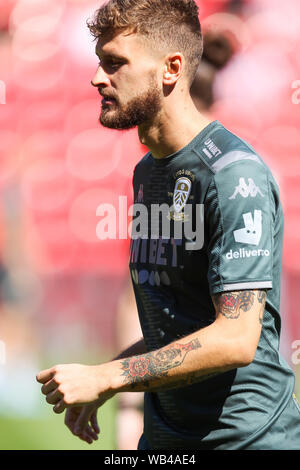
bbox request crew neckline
[150,120,221,165]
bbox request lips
[101,97,116,106]
[102,98,114,104]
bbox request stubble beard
[100,76,162,130]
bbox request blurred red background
[0,0,299,421]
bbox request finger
[46,388,62,405]
[84,427,99,443]
[78,431,93,445]
[41,379,57,396]
[73,419,98,443]
[36,368,54,384]
[53,399,66,414]
[74,406,93,436]
[85,424,99,441]
[72,426,95,444]
[65,408,81,433]
[90,411,100,434]
[72,408,99,441]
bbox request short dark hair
[87,0,203,86]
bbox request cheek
[118,65,148,90]
[116,79,139,103]
[113,71,133,95]
[114,65,156,101]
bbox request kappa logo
[173,177,192,213]
[233,210,262,246]
[229,177,264,200]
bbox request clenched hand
[36,363,115,414]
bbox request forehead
[95,31,146,58]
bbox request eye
[98,60,123,70]
[111,62,122,69]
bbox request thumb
[90,409,100,434]
[74,407,93,435]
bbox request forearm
[107,320,248,394]
[105,290,265,394]
[113,338,147,361]
[37,290,264,412]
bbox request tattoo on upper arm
[215,291,255,319]
[120,338,201,388]
[257,291,266,304]
[213,290,267,321]
[257,290,267,324]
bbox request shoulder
[199,124,282,216]
[197,123,278,191]
[131,152,153,189]
[194,122,265,175]
[133,152,153,175]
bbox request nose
[91,65,111,88]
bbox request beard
[99,75,162,130]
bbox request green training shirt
[129,120,300,449]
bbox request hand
[36,363,115,414]
[65,403,101,445]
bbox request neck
[137,92,212,159]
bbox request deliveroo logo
[233,210,262,246]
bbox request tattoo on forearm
[120,338,201,388]
[147,372,218,392]
[216,291,255,319]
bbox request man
[36,0,300,449]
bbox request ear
[162,52,184,86]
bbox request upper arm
[205,159,275,294]
[203,159,276,363]
[212,289,266,363]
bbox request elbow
[229,340,257,368]
[234,351,255,368]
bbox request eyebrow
[95,49,127,61]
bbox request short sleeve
[205,159,275,294]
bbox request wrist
[95,360,127,396]
[107,360,132,394]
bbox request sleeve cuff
[211,281,272,294]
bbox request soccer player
[115,27,235,451]
[36,0,300,449]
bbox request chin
[99,113,136,130]
[100,119,122,130]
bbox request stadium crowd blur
[0,0,299,450]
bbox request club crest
[173,177,192,213]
